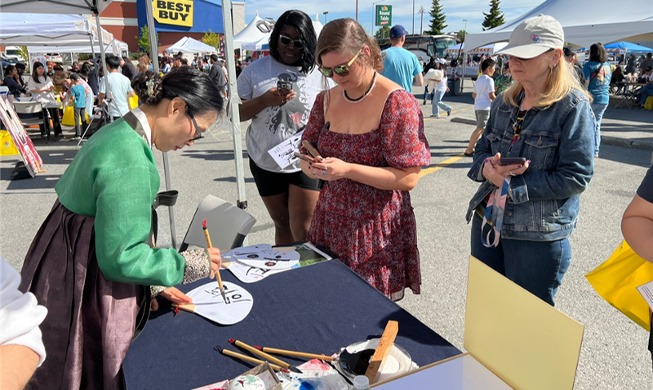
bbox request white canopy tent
[233,12,268,50]
[27,39,129,56]
[0,13,112,46]
[165,36,217,54]
[444,42,508,56]
[465,0,653,50]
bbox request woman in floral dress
[299,18,430,301]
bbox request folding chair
[13,101,46,140]
[180,195,256,252]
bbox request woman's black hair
[131,67,223,115]
[269,10,316,73]
[589,42,607,63]
[31,61,45,83]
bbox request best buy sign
[153,0,193,27]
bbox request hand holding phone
[294,152,315,163]
[301,140,322,160]
[498,157,526,166]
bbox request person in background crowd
[563,47,585,84]
[19,67,224,389]
[421,57,437,104]
[610,65,626,94]
[235,60,243,78]
[161,57,172,74]
[98,55,135,121]
[425,62,451,118]
[583,42,611,158]
[121,56,138,81]
[464,58,496,157]
[381,24,423,93]
[67,73,89,140]
[3,65,27,98]
[636,68,653,107]
[237,9,327,245]
[137,53,152,73]
[77,64,96,127]
[70,62,81,73]
[622,164,653,371]
[208,54,227,96]
[172,55,182,69]
[300,17,430,300]
[466,15,594,306]
[625,54,637,74]
[27,61,63,138]
[84,59,100,96]
[494,62,513,94]
[14,62,26,90]
[0,258,47,390]
[639,52,653,76]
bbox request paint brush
[229,339,303,374]
[202,218,227,303]
[254,345,335,362]
[214,345,289,373]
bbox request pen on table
[254,345,335,362]
[229,339,303,373]
[214,345,289,373]
[202,218,227,303]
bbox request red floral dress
[301,90,431,300]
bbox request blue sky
[242,0,544,35]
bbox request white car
[3,46,25,63]
[44,53,63,63]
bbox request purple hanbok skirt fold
[19,200,146,390]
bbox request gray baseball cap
[496,15,564,59]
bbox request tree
[425,0,447,35]
[457,29,466,43]
[202,31,221,52]
[482,0,505,31]
[374,26,391,39]
[136,25,158,54]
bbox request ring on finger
[322,169,327,176]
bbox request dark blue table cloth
[123,259,460,389]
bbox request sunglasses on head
[279,34,304,49]
[318,49,362,78]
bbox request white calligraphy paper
[267,130,303,169]
[178,281,253,325]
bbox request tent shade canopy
[604,41,653,52]
[444,42,508,56]
[0,13,115,47]
[465,0,653,51]
[0,0,111,14]
[166,37,217,53]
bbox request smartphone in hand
[301,140,322,159]
[498,157,527,166]
[294,152,315,163]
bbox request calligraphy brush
[202,218,227,303]
[229,339,303,373]
[214,345,289,373]
[254,345,335,362]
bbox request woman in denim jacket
[465,15,595,306]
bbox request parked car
[3,46,26,63]
[45,53,63,63]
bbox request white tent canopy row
[444,42,508,56]
[165,36,217,54]
[0,13,114,47]
[465,0,653,51]
[27,39,129,56]
[240,13,324,52]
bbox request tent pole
[461,51,467,95]
[221,0,248,210]
[145,0,178,249]
[94,14,112,114]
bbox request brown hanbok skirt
[19,200,148,390]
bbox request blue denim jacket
[466,89,595,241]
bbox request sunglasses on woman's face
[318,50,362,78]
[279,34,304,49]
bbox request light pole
[323,11,329,24]
[412,0,415,34]
[418,5,425,35]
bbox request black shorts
[249,158,321,197]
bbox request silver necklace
[343,72,377,103]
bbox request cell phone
[293,152,315,163]
[498,157,527,166]
[301,140,322,159]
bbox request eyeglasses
[318,49,362,78]
[279,34,304,49]
[507,48,554,62]
[186,107,204,142]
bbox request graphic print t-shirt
[237,55,325,173]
